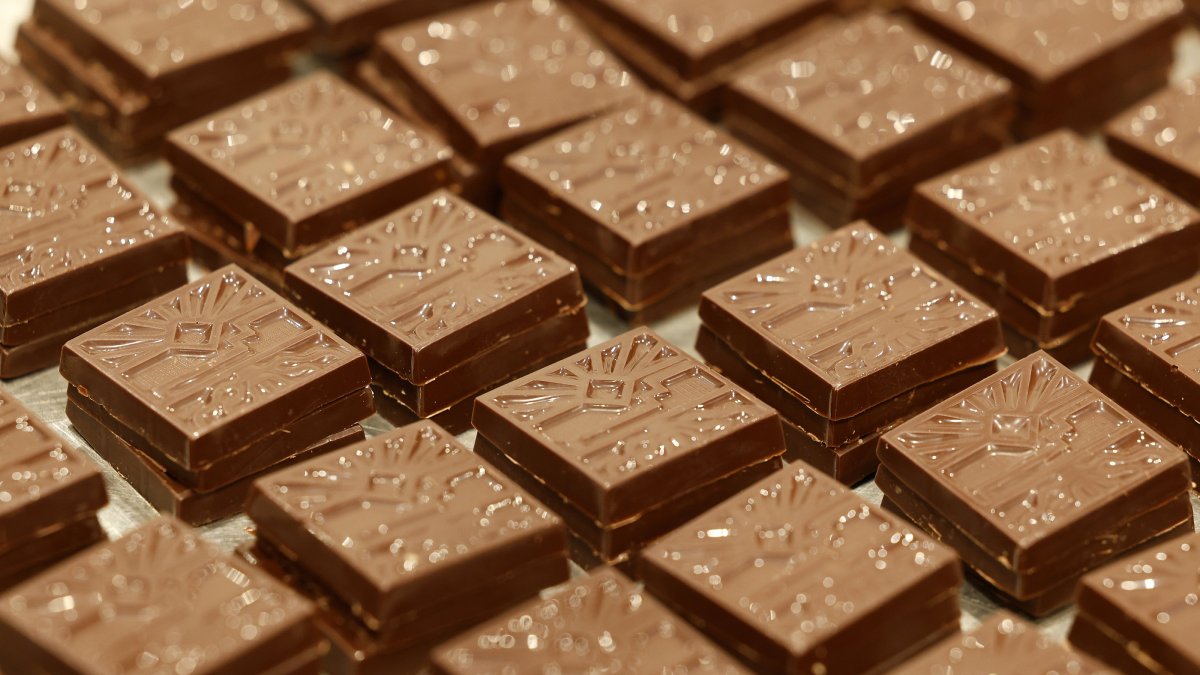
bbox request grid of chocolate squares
[4,0,1200,673]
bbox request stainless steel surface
[3,0,1200,651]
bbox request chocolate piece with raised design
[570,0,834,114]
[473,327,786,563]
[0,517,323,675]
[359,0,642,202]
[877,351,1192,615]
[297,0,476,54]
[639,463,962,674]
[1107,78,1200,206]
[907,130,1200,362]
[502,95,792,319]
[726,13,1012,228]
[433,568,747,674]
[1070,531,1200,674]
[16,0,313,160]
[0,128,189,377]
[0,59,64,147]
[908,0,1184,137]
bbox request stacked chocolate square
[502,95,793,321]
[895,611,1104,673]
[877,352,1193,616]
[0,128,188,377]
[293,0,475,55]
[907,130,1200,363]
[725,13,1013,228]
[0,58,64,146]
[1106,77,1200,205]
[167,71,453,291]
[285,190,589,432]
[473,328,787,565]
[16,0,314,160]
[60,265,376,525]
[244,421,569,674]
[698,224,1005,485]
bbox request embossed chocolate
[909,0,1184,136]
[168,72,452,261]
[297,0,476,54]
[0,128,188,377]
[1107,78,1200,206]
[639,463,962,674]
[16,0,314,160]
[907,130,1200,362]
[725,12,1012,228]
[1070,531,1200,674]
[433,568,747,674]
[571,0,834,113]
[0,59,64,147]
[0,518,324,675]
[502,95,792,319]
[877,351,1192,615]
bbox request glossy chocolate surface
[1107,78,1200,204]
[0,58,64,147]
[285,190,586,384]
[299,0,474,53]
[60,265,372,470]
[0,517,318,675]
[433,568,747,674]
[249,421,566,629]
[896,611,1107,673]
[473,327,785,525]
[908,130,1200,311]
[700,224,1004,420]
[168,72,450,256]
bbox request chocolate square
[895,611,1104,673]
[298,0,476,53]
[167,72,452,257]
[0,59,64,148]
[1107,77,1200,205]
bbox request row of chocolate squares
[0,414,1195,675]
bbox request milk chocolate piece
[726,13,1012,228]
[895,611,1107,674]
[433,568,747,674]
[1107,78,1200,206]
[907,0,1184,137]
[0,518,321,675]
[571,0,834,114]
[701,224,1004,421]
[877,352,1192,614]
[0,515,103,591]
[168,72,452,261]
[248,422,568,634]
[16,0,313,160]
[297,0,476,54]
[1071,532,1200,674]
[1089,359,1200,471]
[0,58,64,147]
[639,463,962,674]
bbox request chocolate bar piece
[570,0,834,114]
[359,0,643,202]
[502,95,792,319]
[247,422,568,655]
[1107,78,1200,206]
[296,0,476,54]
[0,518,322,675]
[0,58,64,147]
[433,568,747,674]
[0,128,189,377]
[639,463,962,674]
[907,130,1200,362]
[895,611,1105,673]
[168,72,452,264]
[877,351,1192,615]
[1070,532,1200,674]
[16,0,313,160]
[726,13,1012,228]
[907,0,1184,137]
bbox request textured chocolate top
[61,265,370,468]
[0,518,316,675]
[250,421,563,622]
[911,130,1198,309]
[880,352,1186,559]
[474,327,783,523]
[375,0,639,158]
[896,611,1106,674]
[909,0,1183,83]
[285,190,583,382]
[1108,78,1200,181]
[0,59,64,140]
[168,72,449,252]
[700,224,1002,419]
[434,568,747,674]
[641,464,956,659]
[0,129,184,321]
[731,14,1009,162]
